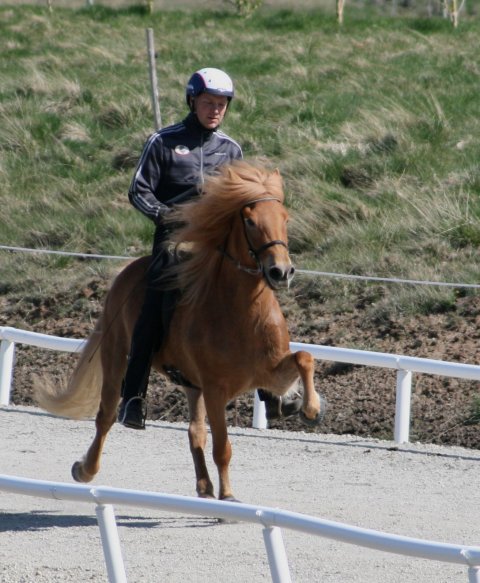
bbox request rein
[218,197,289,277]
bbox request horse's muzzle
[266,263,296,289]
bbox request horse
[35,160,325,501]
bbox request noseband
[219,197,289,277]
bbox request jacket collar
[184,112,217,139]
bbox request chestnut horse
[36,161,324,501]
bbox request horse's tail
[34,316,104,419]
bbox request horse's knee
[294,350,314,371]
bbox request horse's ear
[268,168,284,196]
[226,165,238,181]
[272,168,283,185]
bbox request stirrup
[118,396,147,430]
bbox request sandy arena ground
[1,405,479,582]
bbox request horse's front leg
[203,391,236,501]
[269,351,324,425]
[185,387,215,498]
[294,350,324,424]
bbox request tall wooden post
[146,28,162,130]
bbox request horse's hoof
[221,496,242,503]
[300,395,327,427]
[218,496,242,524]
[71,461,94,483]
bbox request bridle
[218,197,289,277]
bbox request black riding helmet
[186,67,235,111]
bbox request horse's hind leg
[185,387,215,498]
[72,341,126,483]
[71,392,119,482]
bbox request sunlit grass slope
[1,3,479,318]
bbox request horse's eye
[244,217,255,228]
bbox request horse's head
[240,197,295,290]
[167,161,296,301]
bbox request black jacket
[129,112,243,225]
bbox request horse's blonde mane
[166,161,285,305]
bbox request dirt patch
[2,275,480,449]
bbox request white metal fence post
[95,504,127,583]
[465,548,480,583]
[253,389,267,429]
[394,369,412,443]
[0,339,15,406]
[262,525,292,583]
[469,566,480,583]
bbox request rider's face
[193,94,229,130]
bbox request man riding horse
[118,67,302,429]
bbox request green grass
[1,3,480,320]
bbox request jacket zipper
[199,132,205,185]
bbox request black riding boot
[118,283,164,429]
[257,389,303,421]
[118,232,171,430]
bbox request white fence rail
[1,325,480,443]
[0,473,479,583]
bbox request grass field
[1,1,479,321]
[4,0,341,9]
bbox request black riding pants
[121,228,173,402]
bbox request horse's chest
[209,301,285,337]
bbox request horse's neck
[211,262,281,321]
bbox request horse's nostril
[269,265,295,282]
[269,266,284,281]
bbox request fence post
[146,28,162,130]
[394,369,412,443]
[0,339,15,406]
[469,566,480,583]
[95,504,127,583]
[253,390,267,429]
[262,525,292,583]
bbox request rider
[118,67,302,430]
